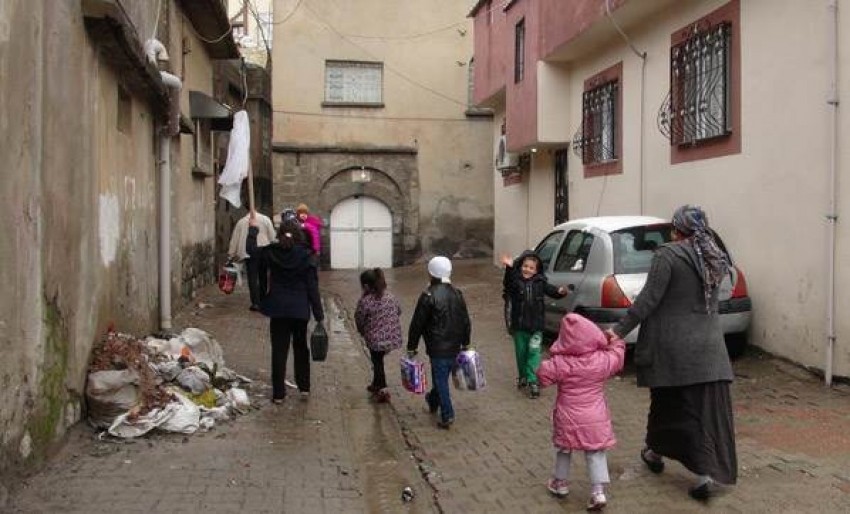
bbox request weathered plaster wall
[0,0,162,476]
[0,0,237,477]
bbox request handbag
[310,322,328,362]
[218,260,238,294]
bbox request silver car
[527,216,752,358]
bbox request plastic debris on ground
[84,328,253,439]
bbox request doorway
[329,196,393,269]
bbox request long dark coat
[613,241,733,388]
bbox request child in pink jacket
[537,313,626,511]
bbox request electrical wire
[301,3,468,108]
[151,0,163,39]
[342,21,467,40]
[268,0,304,26]
[182,12,234,44]
[274,109,474,122]
[243,0,271,54]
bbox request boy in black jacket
[407,256,471,429]
[501,250,567,398]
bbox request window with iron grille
[324,60,383,106]
[579,80,618,164]
[668,23,731,145]
[514,19,525,83]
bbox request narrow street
[8,260,850,513]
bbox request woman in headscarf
[607,205,736,500]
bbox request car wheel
[724,333,747,360]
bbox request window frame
[514,18,525,83]
[553,231,595,273]
[581,62,623,178]
[322,60,385,108]
[669,0,741,164]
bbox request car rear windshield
[611,224,672,274]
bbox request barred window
[324,61,383,105]
[578,80,618,164]
[665,23,731,145]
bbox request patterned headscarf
[671,205,730,311]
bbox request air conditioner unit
[495,135,519,170]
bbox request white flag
[218,110,250,208]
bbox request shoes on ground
[517,377,527,389]
[425,392,439,414]
[366,384,379,393]
[546,478,569,498]
[249,305,260,312]
[299,391,310,401]
[528,383,540,399]
[271,397,285,405]
[688,478,720,501]
[586,492,607,511]
[640,447,664,474]
[436,417,454,429]
[374,389,391,403]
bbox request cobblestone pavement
[322,260,850,514]
[7,259,850,513]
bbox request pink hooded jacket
[301,215,322,255]
[537,313,626,451]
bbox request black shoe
[640,447,665,474]
[425,392,439,414]
[517,377,527,389]
[688,482,711,501]
[437,418,454,429]
[528,383,540,399]
[249,305,260,311]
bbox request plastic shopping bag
[400,356,427,394]
[453,349,486,391]
[218,260,238,294]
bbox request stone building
[271,0,494,268]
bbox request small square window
[323,60,383,106]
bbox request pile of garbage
[85,328,252,438]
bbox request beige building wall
[522,0,850,377]
[0,0,235,475]
[272,0,493,261]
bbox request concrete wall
[493,0,850,378]
[0,0,235,477]
[272,0,493,262]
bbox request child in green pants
[501,251,567,398]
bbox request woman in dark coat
[248,215,324,403]
[608,205,737,500]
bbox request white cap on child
[427,256,452,283]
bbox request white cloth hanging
[218,110,250,208]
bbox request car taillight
[601,275,632,308]
[731,266,748,298]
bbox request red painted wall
[539,0,628,59]
[472,0,630,151]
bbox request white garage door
[329,196,392,269]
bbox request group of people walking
[232,203,738,511]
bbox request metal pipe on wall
[825,0,839,386]
[159,133,172,330]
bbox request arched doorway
[329,196,392,269]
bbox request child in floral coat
[355,268,403,402]
[537,313,625,511]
